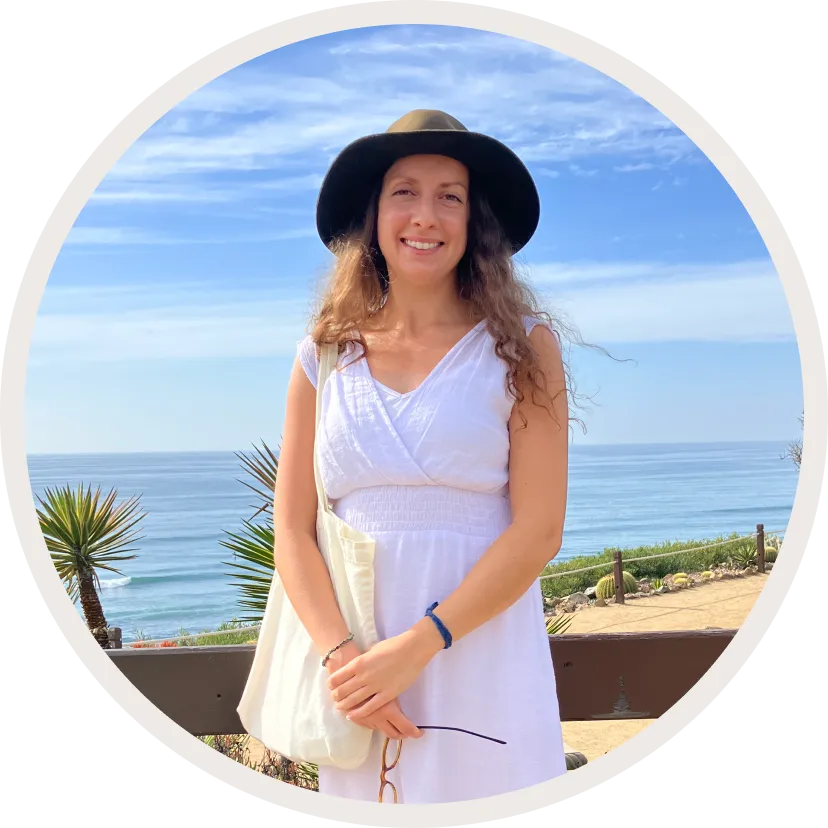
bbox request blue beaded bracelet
[425,602,452,649]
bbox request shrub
[539,532,746,601]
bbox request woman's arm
[279,356,423,739]
[272,357,356,665]
[328,324,569,718]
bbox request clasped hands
[325,622,443,739]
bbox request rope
[539,527,786,581]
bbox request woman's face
[376,154,470,284]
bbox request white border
[6,0,828,826]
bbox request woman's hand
[354,698,423,740]
[327,620,444,721]
[324,639,423,739]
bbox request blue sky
[25,25,801,455]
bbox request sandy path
[561,572,768,761]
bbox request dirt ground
[560,572,768,761]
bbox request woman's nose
[410,198,437,227]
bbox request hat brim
[315,130,540,254]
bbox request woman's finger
[346,692,388,721]
[334,683,375,712]
[387,709,423,739]
[329,675,366,703]
[375,718,405,740]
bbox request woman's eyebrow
[387,177,468,191]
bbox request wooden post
[756,524,765,573]
[614,550,625,605]
[107,627,122,649]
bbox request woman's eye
[393,188,413,196]
[444,193,463,203]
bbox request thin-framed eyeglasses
[378,726,506,804]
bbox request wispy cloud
[63,227,165,245]
[29,283,317,366]
[97,26,697,192]
[614,162,656,173]
[30,257,793,369]
[526,258,795,343]
[64,225,316,246]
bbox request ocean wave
[100,576,131,589]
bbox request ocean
[26,441,799,642]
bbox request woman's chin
[391,268,455,285]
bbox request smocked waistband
[333,485,511,537]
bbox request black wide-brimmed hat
[315,109,540,255]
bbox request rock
[551,596,564,608]
[654,586,666,594]
[638,583,651,594]
[584,587,597,599]
[595,597,606,607]
[626,593,638,600]
[566,592,590,607]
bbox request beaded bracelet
[321,632,354,667]
[425,602,453,649]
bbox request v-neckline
[361,318,487,401]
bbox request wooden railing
[105,629,736,735]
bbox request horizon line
[26,437,797,458]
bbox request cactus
[672,575,690,588]
[674,572,688,579]
[701,570,713,579]
[596,571,638,599]
[651,577,664,590]
[764,546,778,564]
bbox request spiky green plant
[595,571,637,600]
[764,546,778,564]
[233,440,279,518]
[546,613,574,635]
[221,519,275,622]
[651,577,664,590]
[36,483,146,648]
[729,543,757,569]
[221,440,279,623]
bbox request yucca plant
[546,613,574,635]
[36,483,146,649]
[221,520,276,622]
[221,440,280,623]
[233,440,279,519]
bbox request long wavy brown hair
[306,176,610,432]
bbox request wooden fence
[608,523,768,605]
[105,629,736,736]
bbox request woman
[273,110,571,803]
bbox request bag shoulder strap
[313,340,338,513]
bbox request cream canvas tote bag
[236,340,379,769]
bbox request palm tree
[221,440,280,623]
[36,483,146,649]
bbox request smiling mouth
[401,238,443,251]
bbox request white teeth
[403,239,441,250]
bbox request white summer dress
[296,315,568,804]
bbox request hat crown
[386,109,468,134]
